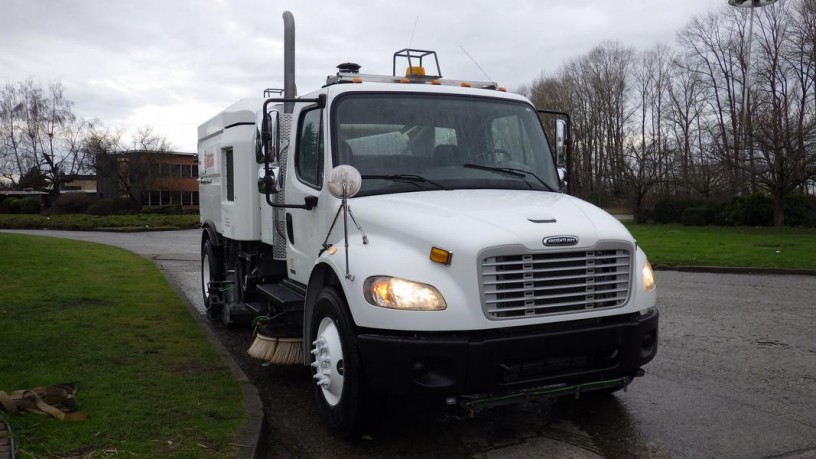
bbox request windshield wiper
[361,174,451,191]
[463,164,558,192]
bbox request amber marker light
[400,77,411,83]
[498,87,507,92]
[430,247,452,265]
[460,82,471,88]
[431,79,441,85]
[352,77,363,83]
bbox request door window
[296,108,324,188]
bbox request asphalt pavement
[3,228,815,458]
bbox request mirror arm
[264,191,317,210]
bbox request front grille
[480,243,632,319]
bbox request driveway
[4,229,815,458]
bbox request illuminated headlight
[642,261,656,292]
[364,276,447,311]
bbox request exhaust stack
[282,11,296,113]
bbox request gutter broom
[247,317,303,365]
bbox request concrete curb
[159,270,266,459]
[653,264,816,276]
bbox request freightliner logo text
[544,236,579,246]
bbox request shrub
[87,198,118,216]
[2,197,21,214]
[681,207,708,226]
[87,197,137,216]
[17,197,40,214]
[742,193,774,226]
[652,197,709,224]
[142,204,182,215]
[652,197,683,224]
[783,193,816,227]
[54,192,96,214]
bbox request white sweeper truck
[198,11,658,437]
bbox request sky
[1,0,727,153]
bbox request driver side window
[296,108,324,188]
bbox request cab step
[256,279,306,310]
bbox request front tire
[310,286,366,438]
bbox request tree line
[0,79,172,209]
[523,0,816,226]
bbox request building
[96,150,199,208]
[61,174,97,194]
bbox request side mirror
[257,164,282,194]
[557,166,568,190]
[555,119,566,165]
[255,109,279,163]
[326,165,362,199]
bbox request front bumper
[357,308,658,395]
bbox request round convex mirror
[327,165,362,198]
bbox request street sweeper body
[197,11,659,437]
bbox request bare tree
[0,79,91,201]
[677,9,748,195]
[748,0,816,226]
[85,125,174,210]
[623,45,675,220]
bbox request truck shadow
[213,324,647,458]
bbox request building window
[182,164,192,177]
[171,164,181,177]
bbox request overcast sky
[2,0,727,152]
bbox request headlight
[642,261,656,292]
[364,276,447,311]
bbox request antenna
[460,45,494,82]
[408,16,419,49]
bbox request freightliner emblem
[544,236,579,247]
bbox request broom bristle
[247,333,303,365]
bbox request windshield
[332,93,559,196]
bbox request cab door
[284,105,327,284]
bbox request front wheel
[310,286,367,438]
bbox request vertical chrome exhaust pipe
[282,11,295,113]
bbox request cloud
[2,0,722,151]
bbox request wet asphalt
[3,229,815,458]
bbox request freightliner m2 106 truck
[198,11,658,437]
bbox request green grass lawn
[627,224,816,270]
[0,214,199,231]
[0,234,242,458]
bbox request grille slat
[480,261,631,277]
[486,295,629,313]
[482,253,630,268]
[480,244,632,319]
[484,280,628,296]
[482,271,607,286]
[485,287,629,305]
